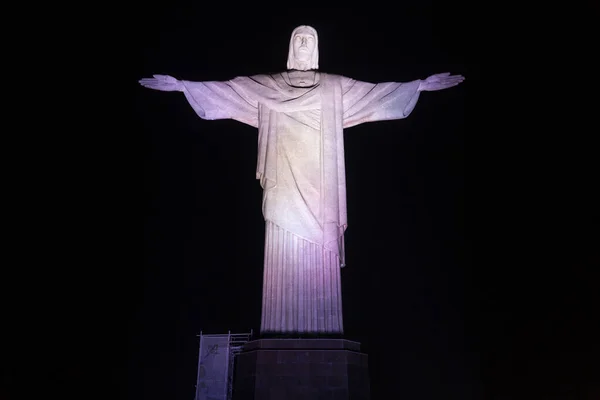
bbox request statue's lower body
[260,220,344,335]
[234,222,370,399]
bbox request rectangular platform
[233,338,370,400]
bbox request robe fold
[181,72,420,333]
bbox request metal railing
[194,329,253,400]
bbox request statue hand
[139,74,183,92]
[418,72,464,92]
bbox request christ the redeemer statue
[140,25,464,335]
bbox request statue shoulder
[230,74,281,88]
[319,73,359,91]
[231,74,272,82]
[320,73,353,84]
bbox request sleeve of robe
[340,76,422,128]
[178,77,261,128]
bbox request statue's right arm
[139,74,259,127]
[138,74,183,92]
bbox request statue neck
[286,70,319,87]
[294,61,311,71]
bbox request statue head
[287,25,319,71]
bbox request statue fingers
[139,78,158,84]
[442,76,464,85]
[152,74,177,83]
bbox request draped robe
[180,72,420,334]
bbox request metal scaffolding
[194,330,253,400]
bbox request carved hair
[286,25,319,70]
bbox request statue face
[292,28,316,63]
[287,25,319,70]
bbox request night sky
[94,2,598,400]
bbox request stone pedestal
[233,338,370,400]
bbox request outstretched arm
[418,72,464,92]
[341,71,464,128]
[139,74,183,91]
[139,74,260,127]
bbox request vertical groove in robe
[269,224,275,330]
[327,249,333,331]
[323,251,335,332]
[261,225,268,329]
[279,225,285,331]
[284,230,292,332]
[298,238,304,330]
[332,250,342,332]
[338,258,344,332]
[286,233,298,331]
[330,250,335,331]
[323,250,328,332]
[305,239,311,332]
[275,225,282,329]
[316,247,322,332]
[260,221,344,334]
[282,229,287,332]
[264,223,270,331]
[323,248,329,332]
[311,242,318,332]
[260,228,266,330]
[336,254,342,331]
[293,237,299,329]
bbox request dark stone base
[233,338,370,400]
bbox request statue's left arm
[341,72,464,128]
